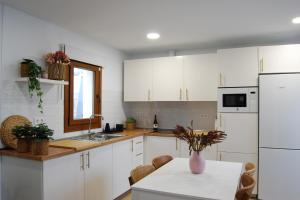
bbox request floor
[118,191,132,200]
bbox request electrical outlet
[200,114,209,119]
[33,117,45,125]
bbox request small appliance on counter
[103,123,124,133]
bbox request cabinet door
[152,57,183,101]
[124,59,153,101]
[85,145,113,200]
[43,152,85,200]
[218,151,258,194]
[259,44,300,73]
[183,54,218,101]
[179,140,217,160]
[218,113,258,154]
[144,136,180,164]
[218,47,258,87]
[113,139,133,198]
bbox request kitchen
[0,1,299,200]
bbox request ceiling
[1,0,300,54]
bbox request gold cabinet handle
[186,89,189,101]
[219,73,223,86]
[86,152,90,169]
[148,89,151,101]
[132,140,134,152]
[136,141,142,144]
[80,153,85,171]
[136,153,143,156]
[180,89,183,101]
[176,138,178,150]
[219,113,222,128]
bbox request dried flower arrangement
[45,51,70,80]
[173,121,226,155]
[45,51,70,64]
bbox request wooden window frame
[64,59,102,133]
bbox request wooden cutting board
[50,139,100,151]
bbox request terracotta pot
[20,63,29,77]
[189,151,205,174]
[126,122,136,130]
[48,63,67,80]
[32,140,49,155]
[17,138,31,153]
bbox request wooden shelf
[16,77,69,85]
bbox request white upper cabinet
[258,44,300,73]
[152,57,183,101]
[218,47,259,87]
[183,54,218,101]
[124,59,153,101]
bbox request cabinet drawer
[133,153,143,168]
[133,137,144,154]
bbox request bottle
[153,115,158,132]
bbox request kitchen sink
[73,133,125,142]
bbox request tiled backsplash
[124,102,217,130]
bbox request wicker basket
[20,63,29,77]
[48,63,67,80]
[32,140,49,155]
[0,115,31,149]
[17,139,31,153]
[126,122,136,130]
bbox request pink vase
[189,151,206,174]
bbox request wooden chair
[244,162,256,176]
[235,174,256,200]
[128,165,156,185]
[152,155,173,169]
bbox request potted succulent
[45,51,70,80]
[173,121,226,174]
[20,59,44,113]
[126,117,136,130]
[12,124,33,153]
[31,123,54,155]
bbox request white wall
[0,4,127,140]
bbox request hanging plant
[21,59,43,113]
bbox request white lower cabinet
[179,140,217,160]
[144,136,180,164]
[2,137,145,200]
[112,139,133,198]
[2,145,113,200]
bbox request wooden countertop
[0,129,176,161]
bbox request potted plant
[126,117,136,130]
[45,51,70,80]
[12,124,33,153]
[31,123,53,155]
[173,121,226,174]
[20,59,44,113]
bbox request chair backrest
[235,174,256,200]
[244,162,256,176]
[152,155,173,169]
[129,165,156,185]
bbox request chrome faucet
[88,114,104,134]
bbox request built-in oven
[218,87,258,113]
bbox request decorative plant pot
[17,138,31,153]
[126,122,136,130]
[31,140,49,155]
[48,63,67,80]
[189,151,205,174]
[20,63,29,77]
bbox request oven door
[218,88,250,112]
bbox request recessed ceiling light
[147,32,160,40]
[292,17,300,24]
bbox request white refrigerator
[259,74,300,200]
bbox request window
[64,60,102,132]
